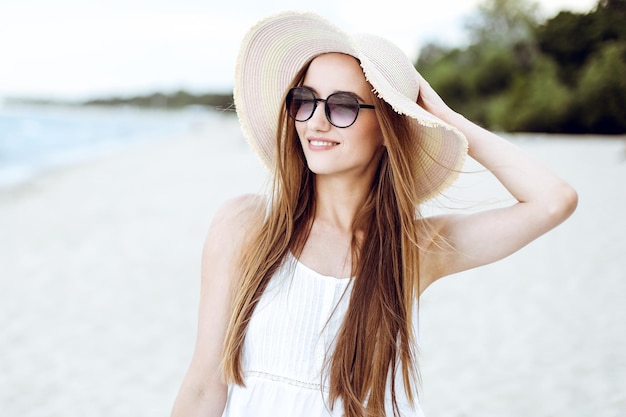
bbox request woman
[171,11,577,417]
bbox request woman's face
[295,53,384,178]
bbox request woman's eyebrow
[348,92,369,103]
[301,85,369,102]
[301,85,318,96]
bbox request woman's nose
[307,101,331,131]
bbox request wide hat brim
[234,11,468,203]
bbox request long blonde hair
[222,58,432,417]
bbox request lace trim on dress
[245,370,330,393]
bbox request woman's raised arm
[417,75,578,287]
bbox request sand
[1,113,625,417]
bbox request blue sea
[0,104,214,188]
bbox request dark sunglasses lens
[327,93,359,127]
[287,88,315,121]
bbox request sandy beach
[1,112,625,417]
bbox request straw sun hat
[234,11,468,202]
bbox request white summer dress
[221,254,425,417]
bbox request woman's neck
[313,174,373,232]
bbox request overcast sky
[0,0,597,101]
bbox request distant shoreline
[2,90,235,112]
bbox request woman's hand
[416,72,457,123]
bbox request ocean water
[0,104,213,188]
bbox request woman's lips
[308,138,339,149]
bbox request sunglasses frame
[286,87,375,128]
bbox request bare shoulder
[415,214,457,291]
[204,193,267,258]
[209,193,267,235]
[196,194,267,341]
[416,214,451,248]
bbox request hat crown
[354,34,420,102]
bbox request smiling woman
[170,10,577,417]
[292,54,384,179]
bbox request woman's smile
[308,137,340,149]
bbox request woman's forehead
[303,53,370,96]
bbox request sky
[0,0,598,101]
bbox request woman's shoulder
[414,214,456,290]
[200,194,267,281]
[207,193,268,243]
[415,214,448,245]
[211,192,267,226]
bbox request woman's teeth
[310,140,337,146]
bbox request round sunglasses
[285,87,375,128]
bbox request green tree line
[84,90,234,111]
[81,0,624,133]
[416,0,626,134]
